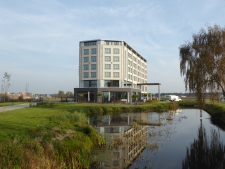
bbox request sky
[0,0,225,94]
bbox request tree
[1,72,11,111]
[58,90,64,101]
[179,25,225,108]
[66,91,73,101]
[132,94,139,104]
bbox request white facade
[79,39,147,94]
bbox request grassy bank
[0,102,174,168]
[204,103,225,125]
[0,105,101,168]
[0,102,26,107]
[178,100,198,107]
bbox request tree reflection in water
[182,120,225,169]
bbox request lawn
[0,102,172,140]
[0,106,65,140]
[0,102,26,107]
[0,103,100,169]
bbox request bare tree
[1,72,11,112]
[180,25,225,108]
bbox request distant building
[74,39,148,103]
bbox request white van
[169,95,182,102]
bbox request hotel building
[74,39,148,103]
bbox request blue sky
[0,0,225,94]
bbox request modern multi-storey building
[74,39,148,103]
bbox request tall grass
[0,110,101,169]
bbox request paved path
[0,103,36,112]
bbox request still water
[90,109,225,169]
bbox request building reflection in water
[91,113,148,169]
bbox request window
[105,64,111,70]
[84,49,89,55]
[105,56,111,62]
[113,64,119,70]
[91,56,96,62]
[113,72,119,78]
[91,64,96,70]
[105,72,111,77]
[113,48,119,54]
[113,56,119,62]
[84,72,89,78]
[105,48,111,54]
[84,57,89,62]
[83,80,97,87]
[91,72,96,78]
[104,41,120,45]
[84,41,97,46]
[83,64,89,70]
[128,53,132,59]
[91,48,97,54]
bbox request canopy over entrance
[137,83,161,100]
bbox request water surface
[90,109,225,169]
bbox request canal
[90,109,225,169]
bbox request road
[0,103,36,112]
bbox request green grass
[0,103,102,168]
[0,102,175,168]
[0,107,64,140]
[0,102,26,107]
[0,102,173,140]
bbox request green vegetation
[178,100,198,107]
[0,104,102,168]
[204,103,225,124]
[0,102,174,168]
[0,102,25,107]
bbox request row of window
[128,67,147,76]
[83,48,120,55]
[104,41,121,45]
[83,72,120,78]
[84,41,97,46]
[105,72,119,77]
[84,72,97,78]
[105,48,119,54]
[83,56,120,63]
[105,64,119,70]
[127,74,147,82]
[84,48,97,55]
[83,56,96,62]
[83,64,120,70]
[128,53,147,67]
[83,64,96,70]
[128,60,147,69]
[105,56,119,62]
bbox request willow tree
[180,25,225,108]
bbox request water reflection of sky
[91,109,225,169]
[130,109,225,169]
